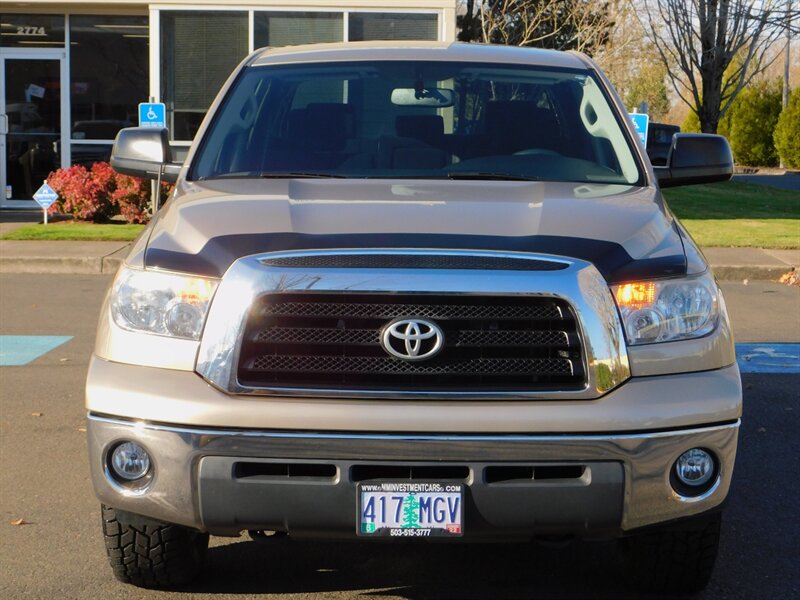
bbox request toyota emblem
[381,318,444,361]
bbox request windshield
[191,60,643,185]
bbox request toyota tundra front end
[87,42,741,593]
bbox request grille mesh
[260,254,569,271]
[257,327,379,345]
[238,293,584,393]
[251,355,573,376]
[454,329,568,347]
[256,327,568,348]
[263,301,561,321]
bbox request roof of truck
[250,41,591,71]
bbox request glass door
[1,51,67,207]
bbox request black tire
[101,504,209,588]
[623,512,721,595]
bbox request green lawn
[2,222,145,241]
[664,181,799,248]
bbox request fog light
[674,448,715,488]
[110,442,151,481]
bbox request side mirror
[654,133,733,188]
[110,127,182,183]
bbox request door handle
[0,114,8,136]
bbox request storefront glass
[2,5,448,204]
[254,12,343,48]
[348,13,438,41]
[160,11,248,141]
[2,56,62,201]
[69,15,149,165]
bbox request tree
[624,61,670,119]
[728,79,783,165]
[640,0,796,133]
[774,88,800,168]
[683,92,737,135]
[593,1,676,118]
[458,1,612,54]
[457,0,480,41]
[682,108,701,132]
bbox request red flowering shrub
[47,164,112,222]
[90,161,116,196]
[111,174,151,224]
[46,162,169,224]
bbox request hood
[143,179,686,283]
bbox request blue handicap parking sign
[138,102,166,129]
[629,113,649,146]
[33,182,58,209]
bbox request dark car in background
[70,120,134,167]
[647,122,680,166]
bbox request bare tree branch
[638,0,796,132]
[475,0,612,53]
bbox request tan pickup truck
[88,42,741,593]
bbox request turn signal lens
[614,282,656,310]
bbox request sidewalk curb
[0,255,125,275]
[712,265,792,282]
[0,242,129,275]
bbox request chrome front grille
[195,249,631,399]
[237,294,585,392]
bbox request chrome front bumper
[87,414,739,537]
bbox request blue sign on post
[629,113,650,146]
[33,181,59,224]
[138,102,166,129]
[33,182,58,209]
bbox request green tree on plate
[402,495,421,528]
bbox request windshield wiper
[259,172,345,179]
[445,171,539,181]
[198,171,345,180]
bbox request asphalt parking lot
[733,172,800,191]
[1,274,798,599]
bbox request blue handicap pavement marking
[32,182,59,209]
[138,102,166,129]
[0,336,73,366]
[736,343,800,374]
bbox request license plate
[357,482,463,537]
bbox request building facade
[0,1,456,207]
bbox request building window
[348,13,438,41]
[0,14,64,48]
[160,11,248,141]
[69,15,148,165]
[254,12,343,48]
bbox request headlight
[610,272,719,345]
[110,267,218,340]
